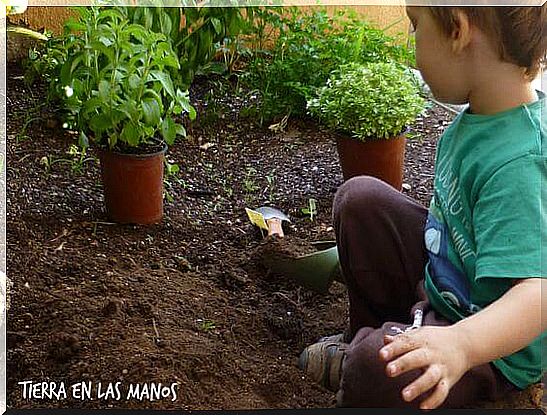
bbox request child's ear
[450,9,472,54]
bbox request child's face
[406,7,470,105]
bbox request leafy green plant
[25,36,63,87]
[241,8,415,124]
[27,7,196,152]
[124,5,247,88]
[243,7,288,55]
[212,36,253,76]
[307,62,426,140]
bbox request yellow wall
[9,5,410,38]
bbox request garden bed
[6,64,541,410]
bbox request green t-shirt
[424,91,546,389]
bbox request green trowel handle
[264,245,341,293]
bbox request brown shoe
[318,329,351,343]
[298,341,348,392]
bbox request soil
[6,64,543,410]
[108,139,167,156]
[254,235,319,262]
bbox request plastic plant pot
[99,141,167,225]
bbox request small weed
[406,131,424,143]
[212,200,223,212]
[199,82,230,126]
[301,198,317,221]
[66,144,95,174]
[17,116,43,142]
[265,171,276,203]
[200,320,216,332]
[39,144,95,174]
[219,175,234,199]
[164,160,185,203]
[244,167,259,194]
[40,155,55,173]
[16,102,48,142]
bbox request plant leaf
[98,80,111,101]
[210,17,222,35]
[142,98,161,126]
[161,118,177,145]
[128,74,140,90]
[175,123,186,137]
[79,131,89,149]
[149,70,175,98]
[89,113,112,134]
[120,121,141,147]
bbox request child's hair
[427,6,546,80]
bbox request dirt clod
[48,332,81,363]
[255,235,318,262]
[102,298,124,317]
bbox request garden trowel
[261,241,342,293]
[245,206,291,237]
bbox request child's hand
[379,326,471,409]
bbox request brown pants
[333,176,515,408]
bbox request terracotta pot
[99,142,167,225]
[336,132,406,190]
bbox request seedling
[200,320,216,332]
[16,102,48,142]
[265,171,276,203]
[66,144,95,174]
[406,131,424,142]
[17,116,43,142]
[40,145,95,174]
[244,168,259,194]
[163,160,184,203]
[40,155,54,173]
[301,198,317,222]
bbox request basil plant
[45,7,196,151]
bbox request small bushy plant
[307,62,426,140]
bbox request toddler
[299,5,546,409]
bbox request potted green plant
[307,61,425,190]
[39,7,196,224]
